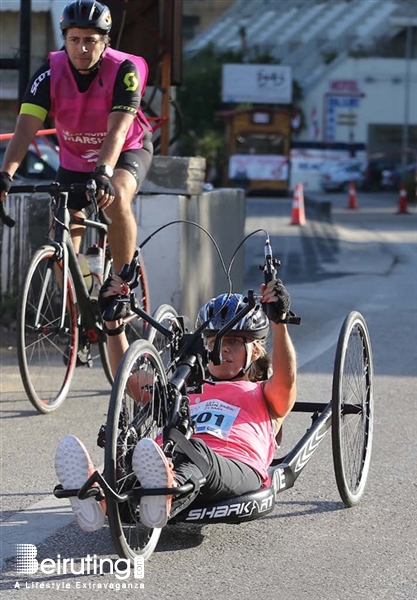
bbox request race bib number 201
[190,399,240,440]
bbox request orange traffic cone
[290,183,306,226]
[347,182,358,209]
[396,184,410,214]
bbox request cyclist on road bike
[55,271,298,532]
[0,0,153,322]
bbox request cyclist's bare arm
[261,281,297,419]
[1,114,44,185]
[95,111,136,170]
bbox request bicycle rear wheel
[124,251,150,341]
[135,250,150,314]
[98,251,150,385]
[144,304,180,373]
[16,245,78,414]
[331,311,374,507]
[104,340,168,562]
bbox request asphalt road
[1,190,416,599]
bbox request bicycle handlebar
[263,237,281,320]
[1,181,111,227]
[0,202,15,227]
[8,182,87,195]
[85,179,112,226]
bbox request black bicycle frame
[3,182,110,342]
[51,191,108,343]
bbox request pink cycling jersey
[189,380,275,484]
[49,48,150,171]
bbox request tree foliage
[175,45,304,180]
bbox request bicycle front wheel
[17,245,78,414]
[331,311,374,507]
[104,340,169,562]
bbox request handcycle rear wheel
[331,311,374,507]
[104,340,169,562]
[16,245,78,414]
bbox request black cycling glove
[267,279,301,325]
[0,172,13,194]
[118,249,141,291]
[88,172,115,199]
[98,250,141,322]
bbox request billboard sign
[229,154,288,181]
[324,95,361,142]
[222,64,292,104]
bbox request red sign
[329,80,361,95]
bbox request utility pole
[391,16,417,175]
[0,0,32,105]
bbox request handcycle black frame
[1,182,149,411]
[53,258,372,512]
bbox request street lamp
[390,16,417,173]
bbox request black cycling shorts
[56,133,154,211]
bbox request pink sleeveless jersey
[189,380,275,484]
[49,48,151,171]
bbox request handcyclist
[0,0,153,324]
[55,272,298,532]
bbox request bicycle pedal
[97,424,106,448]
[76,346,93,367]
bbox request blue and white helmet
[197,294,269,341]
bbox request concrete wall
[135,188,246,322]
[0,188,246,326]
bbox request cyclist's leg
[107,144,153,273]
[106,168,137,273]
[171,438,262,515]
[103,324,129,379]
[96,147,152,326]
[132,437,263,525]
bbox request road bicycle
[0,182,149,414]
[52,229,374,563]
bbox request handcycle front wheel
[104,339,169,562]
[16,245,79,414]
[331,311,374,507]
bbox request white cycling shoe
[55,435,106,532]
[132,438,176,529]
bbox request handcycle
[0,182,149,414]
[52,231,374,562]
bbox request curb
[305,194,332,221]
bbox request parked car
[320,161,365,192]
[0,138,59,182]
[381,162,417,190]
[362,158,399,191]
